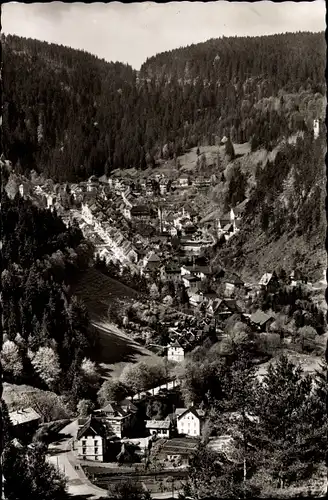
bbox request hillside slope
[213,130,326,282]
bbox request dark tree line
[2,31,325,182]
[1,192,96,405]
[179,348,327,498]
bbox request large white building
[75,416,108,461]
[176,407,205,437]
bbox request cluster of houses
[7,398,207,464]
[166,317,216,363]
[200,199,249,241]
[76,190,217,272]
[7,165,247,280]
[74,399,206,462]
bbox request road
[47,421,107,499]
[47,421,182,500]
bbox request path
[47,421,107,499]
[47,420,181,499]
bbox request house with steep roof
[130,205,151,220]
[188,292,205,308]
[208,299,241,320]
[160,263,182,283]
[10,407,41,441]
[250,311,275,332]
[182,274,201,292]
[143,252,161,270]
[146,419,172,438]
[178,174,190,187]
[175,407,206,437]
[180,238,212,256]
[10,407,41,427]
[181,264,212,281]
[94,400,137,438]
[75,416,109,461]
[221,272,244,297]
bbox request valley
[1,24,326,500]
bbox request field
[157,437,198,455]
[111,142,251,179]
[83,463,187,495]
[72,267,139,320]
[72,268,162,379]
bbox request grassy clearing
[72,268,138,321]
[72,268,162,379]
[91,320,162,379]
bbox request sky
[2,1,326,69]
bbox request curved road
[47,420,107,499]
[47,420,181,499]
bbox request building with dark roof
[182,274,201,292]
[208,298,242,320]
[250,311,275,332]
[130,205,151,219]
[94,400,137,438]
[75,416,110,461]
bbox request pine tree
[254,355,325,488]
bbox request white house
[81,203,94,224]
[75,416,108,461]
[178,175,190,187]
[176,407,205,437]
[167,341,185,363]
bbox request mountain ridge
[2,31,325,182]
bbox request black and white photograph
[0,1,327,499]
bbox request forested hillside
[214,129,326,281]
[2,32,325,181]
[0,188,99,408]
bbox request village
[4,150,326,498]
